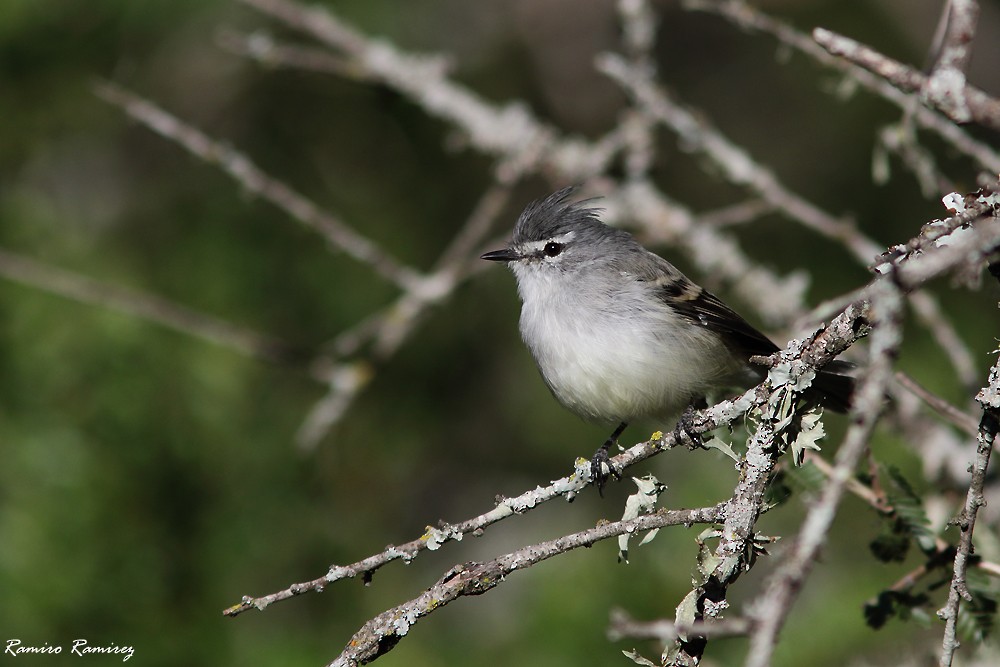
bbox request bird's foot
[674,402,705,450]
[590,440,622,496]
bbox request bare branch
[93,81,421,292]
[938,352,1000,666]
[217,28,359,78]
[608,607,751,643]
[894,372,980,438]
[598,51,880,263]
[685,0,1000,174]
[814,27,1000,132]
[236,0,616,180]
[924,0,980,122]
[298,177,517,447]
[0,247,297,363]
[696,199,774,229]
[599,50,979,385]
[327,503,727,667]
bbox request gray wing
[630,251,856,411]
[658,277,780,359]
[629,251,779,360]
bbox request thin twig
[0,247,298,363]
[938,352,1000,666]
[217,28,360,78]
[894,371,980,437]
[684,0,1000,175]
[696,199,774,228]
[616,0,658,181]
[599,51,979,386]
[804,452,888,512]
[813,27,1000,132]
[607,607,752,643]
[297,177,517,448]
[94,81,421,292]
[328,503,727,667]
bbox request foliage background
[2,1,999,666]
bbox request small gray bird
[481,187,853,490]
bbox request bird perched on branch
[482,187,854,491]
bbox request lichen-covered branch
[684,0,1000,174]
[744,280,904,667]
[813,26,1000,132]
[938,351,1000,666]
[329,503,727,667]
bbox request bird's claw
[674,403,704,449]
[590,443,622,496]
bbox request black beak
[480,248,519,262]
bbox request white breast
[513,264,739,422]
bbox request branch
[216,28,358,78]
[329,503,727,667]
[684,0,1000,176]
[813,27,1000,132]
[608,607,751,643]
[744,280,904,667]
[225,424,699,618]
[230,367,774,618]
[93,81,421,292]
[663,298,871,665]
[298,176,517,447]
[236,0,616,179]
[236,0,812,330]
[0,247,298,363]
[894,372,980,438]
[924,0,980,122]
[228,290,879,620]
[938,350,1000,666]
[599,50,979,385]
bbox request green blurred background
[2,1,999,666]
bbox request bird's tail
[807,361,856,413]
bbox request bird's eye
[543,242,564,257]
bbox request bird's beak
[480,247,519,262]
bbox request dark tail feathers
[807,361,856,413]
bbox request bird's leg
[591,421,627,495]
[674,396,707,449]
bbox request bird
[481,187,854,491]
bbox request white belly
[516,272,740,422]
